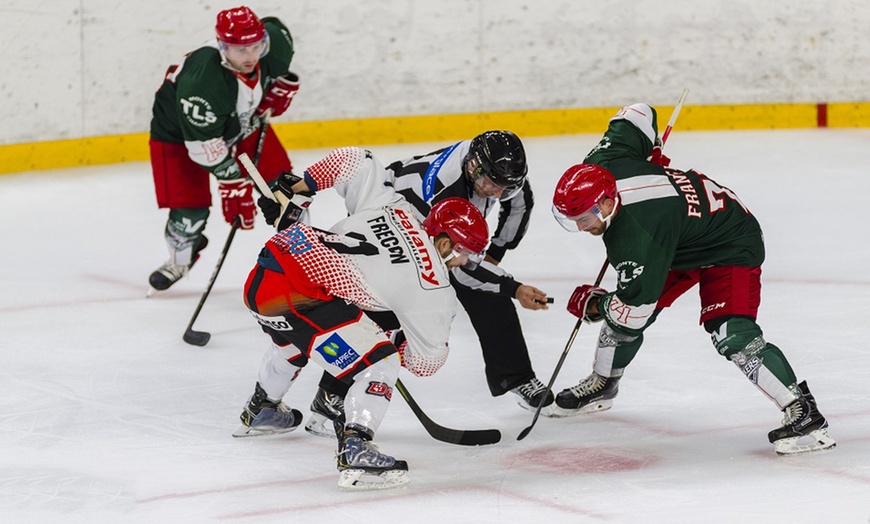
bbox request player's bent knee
[355,354,400,386]
[707,316,765,361]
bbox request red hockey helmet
[216,6,266,46]
[553,164,617,217]
[424,197,489,255]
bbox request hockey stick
[182,216,241,346]
[517,90,690,439]
[182,118,270,346]
[395,379,501,446]
[660,88,689,147]
[517,260,608,441]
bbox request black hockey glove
[257,171,314,230]
[258,194,282,226]
[258,171,299,226]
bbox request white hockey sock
[257,343,304,401]
[344,355,400,436]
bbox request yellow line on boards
[1,102,868,175]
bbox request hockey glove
[256,72,300,118]
[258,194,281,226]
[257,171,313,230]
[218,179,257,230]
[276,193,312,230]
[648,145,671,167]
[567,284,607,323]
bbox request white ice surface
[1,130,869,523]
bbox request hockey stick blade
[183,329,211,347]
[395,379,501,446]
[181,218,240,347]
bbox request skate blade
[338,469,410,491]
[549,399,614,418]
[516,400,558,418]
[773,428,837,456]
[232,424,300,438]
[304,414,336,438]
[146,286,159,298]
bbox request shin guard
[710,317,799,408]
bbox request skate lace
[329,394,345,411]
[515,377,547,397]
[781,400,805,426]
[339,437,394,468]
[567,374,605,397]
[248,403,293,427]
[157,262,189,280]
[314,391,345,418]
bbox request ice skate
[768,381,836,455]
[552,372,621,417]
[511,376,556,416]
[336,426,409,491]
[304,387,346,438]
[147,235,208,294]
[233,383,302,438]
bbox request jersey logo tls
[615,260,644,288]
[180,96,217,128]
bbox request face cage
[218,33,271,61]
[467,153,522,199]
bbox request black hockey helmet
[464,130,528,190]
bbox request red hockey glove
[218,179,257,230]
[256,72,300,118]
[648,146,671,167]
[567,285,607,323]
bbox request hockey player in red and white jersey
[234,147,489,490]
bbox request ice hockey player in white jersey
[235,147,489,490]
[304,131,555,439]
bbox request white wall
[3,0,868,144]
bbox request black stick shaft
[182,217,240,344]
[517,260,608,440]
[182,118,269,346]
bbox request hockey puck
[535,297,555,305]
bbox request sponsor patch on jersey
[365,381,393,400]
[388,207,448,290]
[272,225,313,255]
[315,333,360,370]
[249,311,294,331]
[422,142,460,202]
[180,96,217,128]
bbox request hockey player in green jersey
[148,6,300,292]
[550,102,835,455]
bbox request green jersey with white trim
[150,17,294,180]
[586,117,764,336]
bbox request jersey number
[319,232,379,256]
[697,173,750,214]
